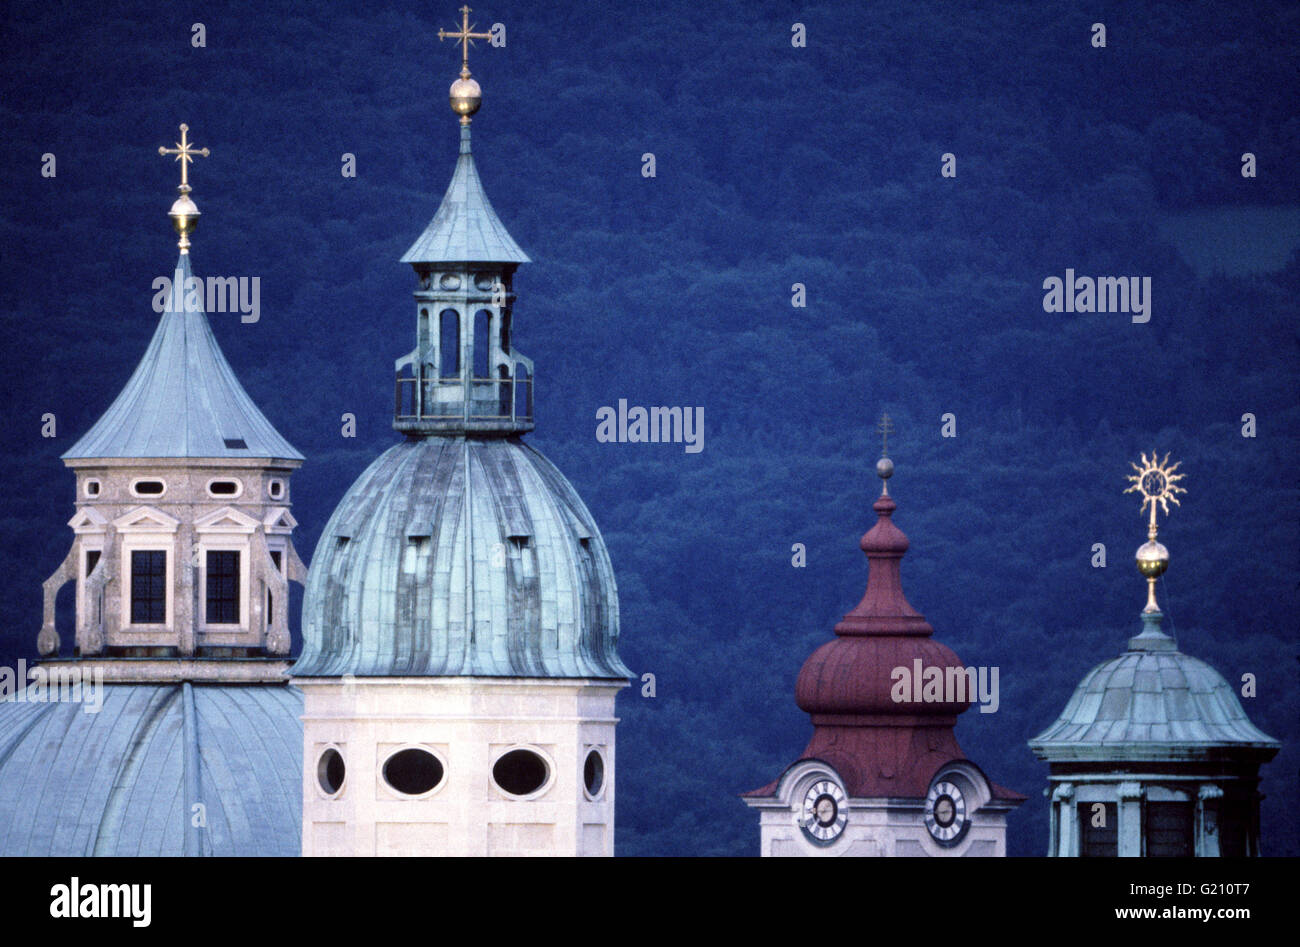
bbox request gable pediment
[195,505,260,534]
[113,505,181,533]
[68,507,109,533]
[263,507,298,533]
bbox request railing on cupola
[393,297,534,435]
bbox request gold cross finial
[439,5,494,79]
[877,412,895,457]
[157,123,209,190]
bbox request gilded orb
[876,456,894,481]
[1135,539,1169,578]
[450,77,482,117]
[168,192,200,237]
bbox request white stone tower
[291,7,631,857]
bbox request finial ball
[450,77,482,117]
[1135,539,1169,578]
[876,456,894,481]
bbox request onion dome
[293,437,630,679]
[0,683,300,856]
[795,491,971,717]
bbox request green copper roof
[293,436,629,680]
[1029,612,1280,760]
[0,682,301,856]
[399,124,530,266]
[63,252,302,461]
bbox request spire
[392,7,532,436]
[399,123,529,265]
[834,438,933,636]
[1123,450,1186,650]
[65,124,300,461]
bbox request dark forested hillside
[0,0,1295,857]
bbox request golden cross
[157,123,209,189]
[877,412,895,457]
[439,5,494,79]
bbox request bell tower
[743,418,1024,855]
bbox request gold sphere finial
[450,76,483,121]
[1124,451,1186,613]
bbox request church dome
[1030,613,1279,759]
[795,493,971,717]
[0,683,301,856]
[294,436,630,679]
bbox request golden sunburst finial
[1123,451,1187,613]
[1125,451,1187,531]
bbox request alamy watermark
[891,659,999,713]
[0,660,104,714]
[152,273,260,323]
[596,399,704,453]
[1042,269,1151,323]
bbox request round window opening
[584,750,605,797]
[493,748,549,796]
[317,748,345,795]
[383,748,445,796]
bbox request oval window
[317,748,345,795]
[207,480,240,496]
[439,273,461,290]
[267,479,284,499]
[474,272,497,291]
[84,479,101,497]
[584,750,605,797]
[132,480,165,496]
[493,748,550,797]
[383,748,445,796]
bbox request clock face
[800,779,848,845]
[924,780,969,847]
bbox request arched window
[439,309,459,378]
[473,309,491,379]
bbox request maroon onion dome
[795,488,971,717]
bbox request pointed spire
[400,122,529,265]
[834,446,933,636]
[64,251,301,461]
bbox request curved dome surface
[1030,647,1279,758]
[294,436,630,679]
[0,682,301,856]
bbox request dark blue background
[1,0,1296,857]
